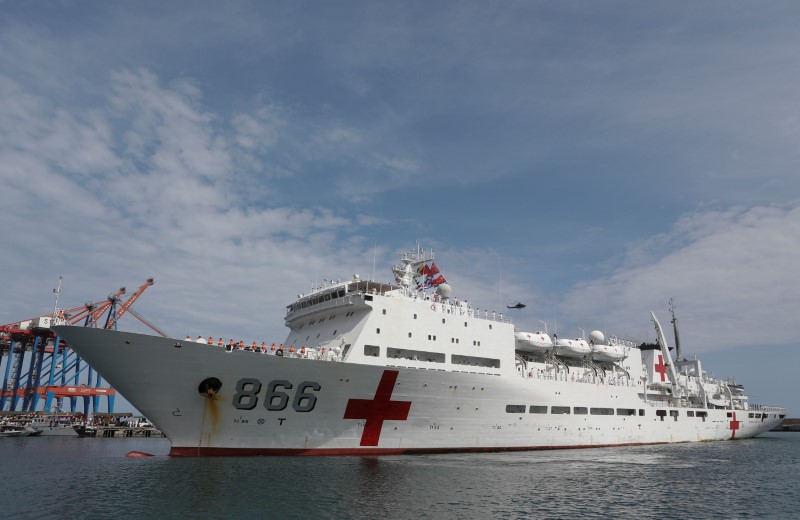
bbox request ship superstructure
[53,245,786,456]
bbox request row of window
[364,345,500,367]
[505,405,713,419]
[376,329,481,346]
[295,311,356,332]
[506,405,643,416]
[394,310,495,331]
[289,289,347,312]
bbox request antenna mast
[669,298,682,360]
[51,276,62,318]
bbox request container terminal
[0,278,161,422]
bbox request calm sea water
[1,434,798,519]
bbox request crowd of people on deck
[183,335,318,358]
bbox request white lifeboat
[554,338,591,357]
[588,331,626,361]
[514,331,553,353]
[591,343,626,361]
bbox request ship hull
[53,327,783,456]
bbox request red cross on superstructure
[654,354,667,382]
[729,412,741,439]
[344,370,412,446]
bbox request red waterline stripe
[169,441,674,457]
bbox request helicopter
[506,301,526,310]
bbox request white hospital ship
[54,245,786,456]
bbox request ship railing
[523,369,633,387]
[470,308,513,324]
[607,335,639,348]
[212,344,345,362]
[750,404,787,413]
[409,295,513,324]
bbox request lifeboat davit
[514,331,553,353]
[554,338,591,357]
[588,331,626,361]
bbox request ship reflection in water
[1,435,799,518]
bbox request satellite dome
[589,330,605,344]
[435,283,452,298]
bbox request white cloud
[0,66,381,343]
[550,203,800,352]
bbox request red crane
[104,278,155,331]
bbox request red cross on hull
[344,370,412,446]
[729,412,741,439]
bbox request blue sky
[1,2,799,414]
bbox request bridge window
[506,405,526,413]
[687,411,695,417]
[551,406,570,414]
[590,408,614,416]
[364,345,380,357]
[669,410,679,421]
[616,408,636,416]
[529,405,547,414]
[574,407,588,415]
[452,354,500,369]
[387,347,445,363]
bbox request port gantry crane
[0,278,164,413]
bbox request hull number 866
[232,379,321,412]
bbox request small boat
[0,425,33,437]
[514,331,553,353]
[588,331,627,362]
[73,424,97,437]
[26,415,80,437]
[554,337,591,357]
